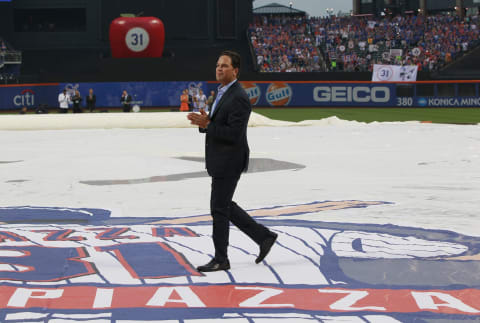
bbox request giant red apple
[109,17,165,58]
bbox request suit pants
[210,175,271,262]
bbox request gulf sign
[266,82,292,106]
[240,82,261,105]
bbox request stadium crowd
[248,15,325,72]
[249,13,480,72]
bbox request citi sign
[314,86,390,103]
[14,89,35,107]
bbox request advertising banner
[372,64,418,82]
[235,82,397,107]
[0,84,58,111]
[59,81,208,108]
[1,81,479,110]
[415,96,480,107]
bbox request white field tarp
[0,112,478,237]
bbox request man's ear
[234,67,239,78]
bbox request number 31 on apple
[109,16,165,58]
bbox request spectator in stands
[71,90,83,113]
[58,89,70,113]
[120,90,132,112]
[248,15,323,73]
[19,106,27,115]
[86,88,96,113]
[249,13,480,73]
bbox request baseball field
[2,107,480,124]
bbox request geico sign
[313,86,390,103]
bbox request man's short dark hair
[219,50,241,77]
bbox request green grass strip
[4,107,480,124]
[253,108,480,124]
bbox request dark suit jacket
[121,94,132,106]
[200,80,251,178]
[71,95,82,108]
[86,94,96,108]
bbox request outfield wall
[1,81,480,111]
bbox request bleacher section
[248,16,325,72]
[249,14,480,73]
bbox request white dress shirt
[58,93,70,109]
[210,79,237,115]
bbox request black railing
[4,51,22,64]
[246,29,259,72]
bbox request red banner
[1,285,479,315]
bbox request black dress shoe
[197,259,230,272]
[255,232,278,264]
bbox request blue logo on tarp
[1,202,479,322]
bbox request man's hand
[187,108,210,128]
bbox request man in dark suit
[71,90,83,113]
[120,90,132,112]
[86,88,96,113]
[187,50,277,272]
